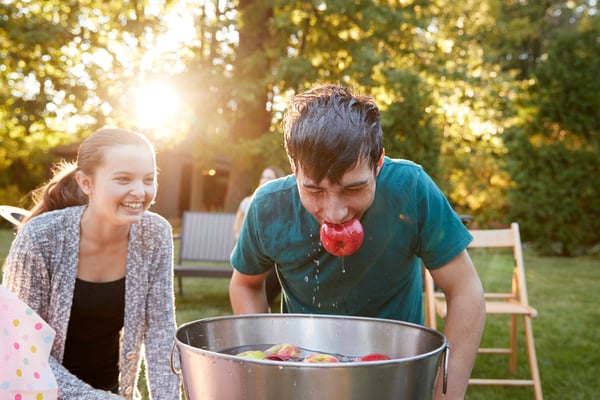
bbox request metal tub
[173,314,448,400]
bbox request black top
[63,277,125,393]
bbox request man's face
[295,157,380,225]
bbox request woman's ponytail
[24,161,88,223]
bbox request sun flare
[134,82,179,136]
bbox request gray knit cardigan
[2,206,181,399]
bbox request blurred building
[51,138,231,222]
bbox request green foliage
[505,15,600,255]
[0,0,184,202]
[2,0,600,252]
[376,71,442,181]
[506,128,600,255]
[535,16,600,138]
[506,17,600,256]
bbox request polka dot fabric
[1,286,58,400]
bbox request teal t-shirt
[231,157,472,324]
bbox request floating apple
[320,218,364,256]
[356,353,391,362]
[302,353,340,363]
[265,343,301,360]
[236,350,267,360]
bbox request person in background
[229,84,485,400]
[234,166,285,306]
[2,128,181,399]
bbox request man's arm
[429,250,485,400]
[229,269,271,314]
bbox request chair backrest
[467,222,530,306]
[178,211,237,263]
[0,205,31,228]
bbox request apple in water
[356,353,391,362]
[266,355,286,361]
[302,353,340,363]
[265,343,301,360]
[320,218,364,256]
[236,350,267,360]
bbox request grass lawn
[458,249,599,399]
[1,228,598,399]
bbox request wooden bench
[173,211,236,295]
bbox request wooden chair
[424,222,543,399]
[0,205,31,227]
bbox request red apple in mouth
[356,353,391,362]
[265,343,301,360]
[302,353,340,363]
[320,218,364,256]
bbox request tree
[0,0,182,203]
[222,0,278,210]
[3,0,598,254]
[505,14,600,255]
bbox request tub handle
[442,344,449,395]
[170,342,181,375]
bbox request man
[229,84,485,399]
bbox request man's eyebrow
[302,178,370,189]
[302,182,322,189]
[345,178,369,187]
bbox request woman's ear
[75,171,92,195]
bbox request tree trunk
[223,0,274,211]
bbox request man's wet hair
[283,84,384,184]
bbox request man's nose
[322,195,349,224]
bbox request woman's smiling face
[79,144,157,225]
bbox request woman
[2,128,181,399]
[233,166,285,241]
[233,166,285,306]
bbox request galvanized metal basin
[173,313,448,400]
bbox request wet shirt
[231,158,472,324]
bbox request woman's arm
[143,219,181,399]
[2,229,50,317]
[49,358,124,399]
[4,227,123,399]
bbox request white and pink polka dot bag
[0,286,58,400]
